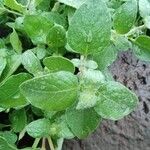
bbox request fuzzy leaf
[67,0,111,55]
[0,73,31,108]
[10,29,22,53]
[95,81,138,120]
[46,24,66,48]
[66,108,101,139]
[26,118,50,138]
[23,15,53,44]
[20,71,78,111]
[9,109,27,132]
[21,50,43,76]
[113,0,137,34]
[43,56,75,73]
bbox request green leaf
[42,12,67,28]
[9,108,27,132]
[134,35,150,51]
[36,0,50,11]
[94,81,138,120]
[0,136,17,150]
[0,57,6,77]
[92,44,117,71]
[58,0,86,9]
[21,50,43,76]
[0,39,5,49]
[113,0,137,34]
[20,71,78,111]
[0,73,31,108]
[67,0,111,55]
[43,56,75,73]
[46,24,66,48]
[0,54,21,82]
[26,118,50,138]
[10,29,22,54]
[66,108,101,139]
[0,131,17,145]
[139,0,150,18]
[23,15,53,44]
[133,45,150,62]
[4,0,26,13]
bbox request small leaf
[9,108,27,132]
[0,73,31,108]
[135,35,150,51]
[81,69,105,85]
[93,44,117,71]
[21,50,43,76]
[10,29,22,54]
[113,0,137,34]
[67,0,111,55]
[0,57,6,77]
[4,0,26,13]
[139,0,150,18]
[58,0,86,9]
[94,81,138,120]
[26,118,50,138]
[43,56,75,73]
[66,108,101,139]
[76,89,97,110]
[46,24,66,48]
[23,15,53,44]
[77,69,105,109]
[20,71,78,111]
[0,136,17,150]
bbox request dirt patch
[63,50,150,150]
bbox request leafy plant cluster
[0,0,149,149]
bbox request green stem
[48,137,55,150]
[41,138,46,150]
[52,2,60,12]
[56,138,64,150]
[32,138,40,149]
[125,25,146,37]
